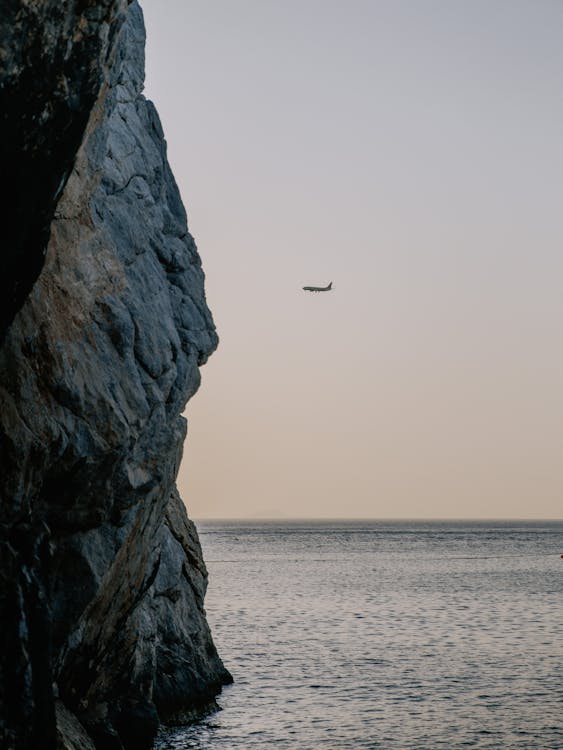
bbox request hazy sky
[141,0,563,519]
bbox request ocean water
[156,520,563,750]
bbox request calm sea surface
[156,520,563,750]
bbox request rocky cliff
[0,3,231,749]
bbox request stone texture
[56,701,96,750]
[0,0,128,338]
[0,3,230,749]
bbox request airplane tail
[328,282,332,290]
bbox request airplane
[302,282,333,292]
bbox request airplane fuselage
[303,282,332,292]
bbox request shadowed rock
[0,0,128,339]
[0,3,231,749]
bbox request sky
[141,0,563,520]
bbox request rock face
[0,0,128,339]
[0,3,231,750]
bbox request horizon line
[193,516,563,522]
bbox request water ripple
[156,520,563,750]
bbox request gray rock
[0,0,128,338]
[56,701,96,750]
[0,3,230,749]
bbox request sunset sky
[142,0,563,519]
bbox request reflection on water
[156,520,563,750]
